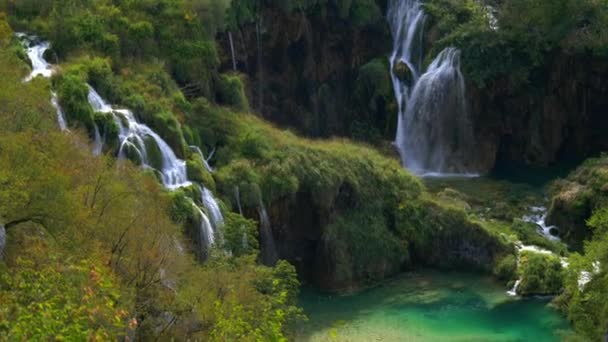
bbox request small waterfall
[228,31,237,71]
[522,206,560,241]
[507,280,521,297]
[193,203,215,260]
[257,200,278,266]
[189,145,213,172]
[20,35,68,131]
[92,125,104,156]
[388,0,477,175]
[85,88,191,189]
[578,261,601,291]
[50,92,68,131]
[234,186,243,215]
[87,86,113,113]
[20,36,55,82]
[200,186,224,231]
[0,225,5,260]
[17,33,225,260]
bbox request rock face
[468,53,608,172]
[257,191,513,292]
[218,2,393,139]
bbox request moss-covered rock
[55,72,95,133]
[547,157,608,248]
[397,198,515,272]
[216,73,249,112]
[517,251,564,296]
[93,111,119,152]
[186,156,216,192]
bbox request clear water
[296,271,572,342]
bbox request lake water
[296,270,571,342]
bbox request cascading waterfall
[21,36,54,82]
[17,34,225,257]
[85,87,225,256]
[258,200,278,266]
[388,0,477,175]
[522,206,560,241]
[19,35,68,131]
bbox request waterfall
[234,186,243,215]
[189,145,213,172]
[507,280,521,297]
[17,33,225,259]
[85,89,191,190]
[388,0,477,175]
[228,31,237,71]
[193,203,215,260]
[578,261,601,291]
[257,200,278,266]
[200,186,224,231]
[522,206,560,241]
[0,225,5,260]
[92,124,104,156]
[21,36,55,82]
[19,35,68,131]
[50,92,68,131]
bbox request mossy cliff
[545,156,608,340]
[191,101,514,291]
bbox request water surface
[296,271,571,342]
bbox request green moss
[494,254,517,281]
[517,251,564,296]
[143,136,163,171]
[186,156,216,192]
[222,211,259,257]
[55,72,95,133]
[93,112,119,151]
[217,73,249,112]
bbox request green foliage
[217,73,249,112]
[186,156,217,191]
[55,71,95,132]
[0,256,130,340]
[425,0,608,87]
[352,58,394,142]
[517,251,564,295]
[222,212,259,256]
[511,220,566,255]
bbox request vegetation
[424,0,608,87]
[2,0,608,339]
[0,13,302,340]
[550,156,608,340]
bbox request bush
[517,251,564,295]
[217,73,249,111]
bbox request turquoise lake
[296,271,572,342]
